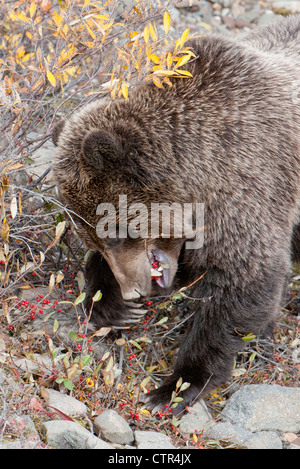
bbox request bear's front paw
[143,378,202,415]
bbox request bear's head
[52,112,188,301]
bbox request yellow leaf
[61,24,68,38]
[174,38,181,52]
[150,53,161,64]
[153,69,178,76]
[149,23,157,41]
[180,28,190,48]
[8,163,23,170]
[163,11,171,35]
[192,433,198,444]
[85,23,96,40]
[65,66,77,77]
[93,14,110,20]
[0,219,9,241]
[52,10,62,27]
[142,26,148,44]
[152,76,163,88]
[121,82,128,99]
[47,71,56,87]
[30,2,36,18]
[18,194,22,215]
[177,69,193,77]
[16,13,31,23]
[175,54,192,69]
[102,21,113,32]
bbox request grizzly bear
[52,16,300,413]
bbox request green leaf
[24,157,35,165]
[92,290,102,302]
[74,292,86,305]
[157,301,170,310]
[129,339,142,350]
[173,396,183,402]
[63,379,74,390]
[140,376,151,389]
[53,319,59,333]
[68,332,78,339]
[55,377,64,384]
[81,355,92,367]
[180,382,190,392]
[241,333,256,342]
[171,416,182,427]
[176,377,183,389]
[156,316,168,325]
[172,293,183,300]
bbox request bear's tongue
[149,250,169,288]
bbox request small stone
[244,431,282,450]
[94,410,134,445]
[41,388,88,419]
[134,431,175,449]
[43,420,113,449]
[281,432,299,444]
[204,422,253,446]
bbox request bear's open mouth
[148,249,170,288]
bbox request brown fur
[52,16,300,412]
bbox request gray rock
[244,431,283,449]
[204,422,253,446]
[14,353,53,373]
[221,0,235,7]
[272,1,300,13]
[43,420,113,449]
[1,414,44,449]
[257,11,277,26]
[221,385,300,433]
[42,388,88,419]
[180,400,214,434]
[134,430,175,449]
[94,410,134,445]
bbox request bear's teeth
[151,269,162,277]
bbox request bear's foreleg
[146,266,286,414]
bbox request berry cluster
[14,295,62,323]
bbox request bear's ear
[51,119,65,146]
[81,130,123,171]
